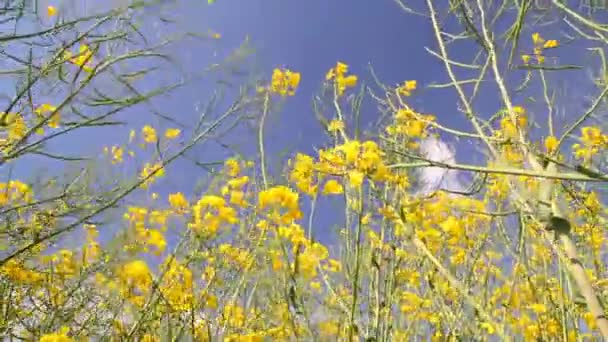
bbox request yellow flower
[326,61,357,96]
[528,303,547,314]
[543,39,559,49]
[324,259,342,272]
[289,153,317,195]
[35,104,60,128]
[336,75,357,96]
[147,230,166,255]
[536,54,545,64]
[327,119,344,132]
[335,62,348,74]
[229,190,247,207]
[47,5,57,17]
[532,32,544,45]
[270,68,301,96]
[142,125,157,143]
[583,311,597,330]
[169,192,189,214]
[108,145,123,164]
[544,135,558,153]
[397,80,417,96]
[67,44,94,72]
[521,54,531,64]
[164,128,181,139]
[209,30,221,39]
[141,335,160,342]
[40,326,73,342]
[319,321,339,337]
[258,186,302,223]
[224,158,240,177]
[140,162,164,188]
[361,213,371,225]
[348,170,364,188]
[479,322,495,335]
[512,105,526,115]
[322,179,343,195]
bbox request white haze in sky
[417,137,464,195]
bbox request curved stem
[258,92,270,188]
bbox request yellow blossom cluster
[498,105,528,141]
[139,162,165,188]
[1,259,44,285]
[397,80,417,97]
[289,140,400,198]
[258,185,302,224]
[47,5,57,17]
[40,327,73,342]
[189,195,239,235]
[116,259,153,307]
[219,243,254,269]
[122,206,169,255]
[325,61,358,96]
[386,107,435,139]
[103,145,124,164]
[159,258,195,311]
[522,32,559,64]
[270,68,301,96]
[0,180,33,205]
[0,104,59,153]
[34,103,61,130]
[572,126,608,162]
[0,112,27,149]
[64,44,95,72]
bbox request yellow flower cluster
[64,44,95,73]
[117,259,153,307]
[47,5,57,17]
[290,140,398,193]
[189,195,239,236]
[0,104,60,151]
[142,125,157,144]
[168,191,189,214]
[159,258,195,311]
[522,32,559,64]
[386,107,435,139]
[498,105,528,140]
[296,242,333,279]
[219,243,254,269]
[0,180,33,205]
[103,145,124,164]
[275,222,307,249]
[0,112,27,150]
[139,162,165,188]
[270,68,301,96]
[573,126,608,162]
[258,185,302,224]
[325,61,357,96]
[40,327,73,342]
[544,135,558,153]
[1,259,44,285]
[397,80,417,97]
[35,103,60,129]
[123,206,168,255]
